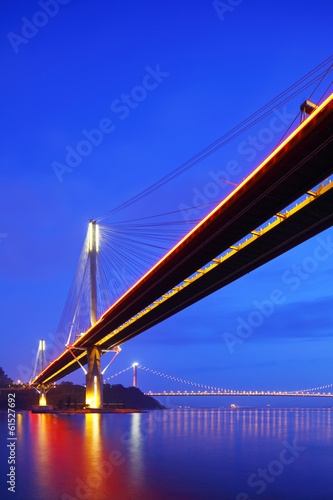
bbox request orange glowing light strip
[31,91,333,385]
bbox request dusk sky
[1,0,332,396]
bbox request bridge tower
[85,221,103,409]
[38,339,47,406]
[132,363,138,387]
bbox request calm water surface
[1,408,333,500]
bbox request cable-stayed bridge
[30,77,333,408]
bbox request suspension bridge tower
[85,220,104,409]
[132,363,138,387]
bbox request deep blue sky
[1,0,332,395]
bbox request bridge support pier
[85,346,103,408]
[39,384,47,406]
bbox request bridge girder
[32,93,333,386]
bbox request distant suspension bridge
[104,364,333,398]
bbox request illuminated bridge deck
[32,92,333,386]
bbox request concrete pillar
[85,346,103,408]
[85,221,103,408]
[89,221,98,326]
[39,385,47,406]
[133,363,138,387]
[39,340,47,406]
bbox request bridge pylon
[132,363,138,387]
[65,221,121,409]
[85,221,103,408]
[85,346,103,408]
[38,340,47,406]
[31,340,51,408]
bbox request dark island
[0,368,164,411]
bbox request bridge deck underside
[33,96,333,385]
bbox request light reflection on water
[1,408,333,500]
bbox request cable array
[48,231,91,361]
[30,343,49,384]
[97,222,189,304]
[44,57,333,370]
[47,216,188,363]
[294,383,333,394]
[96,55,333,221]
[138,365,222,391]
[104,366,132,382]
